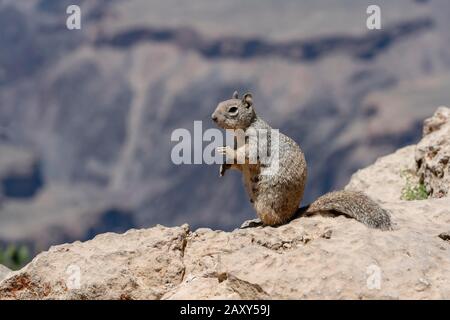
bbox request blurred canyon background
[1,0,450,262]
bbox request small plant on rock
[400,170,429,201]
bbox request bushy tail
[303,190,392,230]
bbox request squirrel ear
[242,93,253,108]
[232,91,239,99]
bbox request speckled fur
[212,91,392,230]
[305,190,392,230]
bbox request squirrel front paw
[217,146,235,177]
[217,146,235,161]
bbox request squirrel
[211,91,392,230]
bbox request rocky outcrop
[0,225,189,300]
[415,106,450,198]
[0,108,450,299]
[1,190,449,299]
[345,145,417,203]
[1,139,450,299]
[1,107,450,300]
[0,265,11,282]
[2,0,450,252]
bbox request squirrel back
[212,91,392,230]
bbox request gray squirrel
[211,91,392,230]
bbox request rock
[1,1,449,252]
[1,189,450,299]
[0,265,11,282]
[345,145,416,202]
[438,232,450,242]
[415,106,450,198]
[0,225,190,299]
[422,106,450,136]
[1,108,450,300]
[348,106,450,201]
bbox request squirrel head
[211,91,256,130]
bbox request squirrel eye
[228,106,238,115]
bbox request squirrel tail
[302,190,392,231]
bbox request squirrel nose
[211,114,218,122]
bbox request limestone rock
[1,0,449,251]
[1,192,450,299]
[345,145,416,202]
[0,225,189,299]
[415,106,450,198]
[422,106,450,136]
[1,108,450,300]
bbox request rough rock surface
[0,265,11,282]
[1,141,450,299]
[415,106,450,198]
[0,226,189,300]
[2,0,450,250]
[1,108,450,299]
[345,145,416,203]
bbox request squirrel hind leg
[240,218,264,229]
[254,202,291,226]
